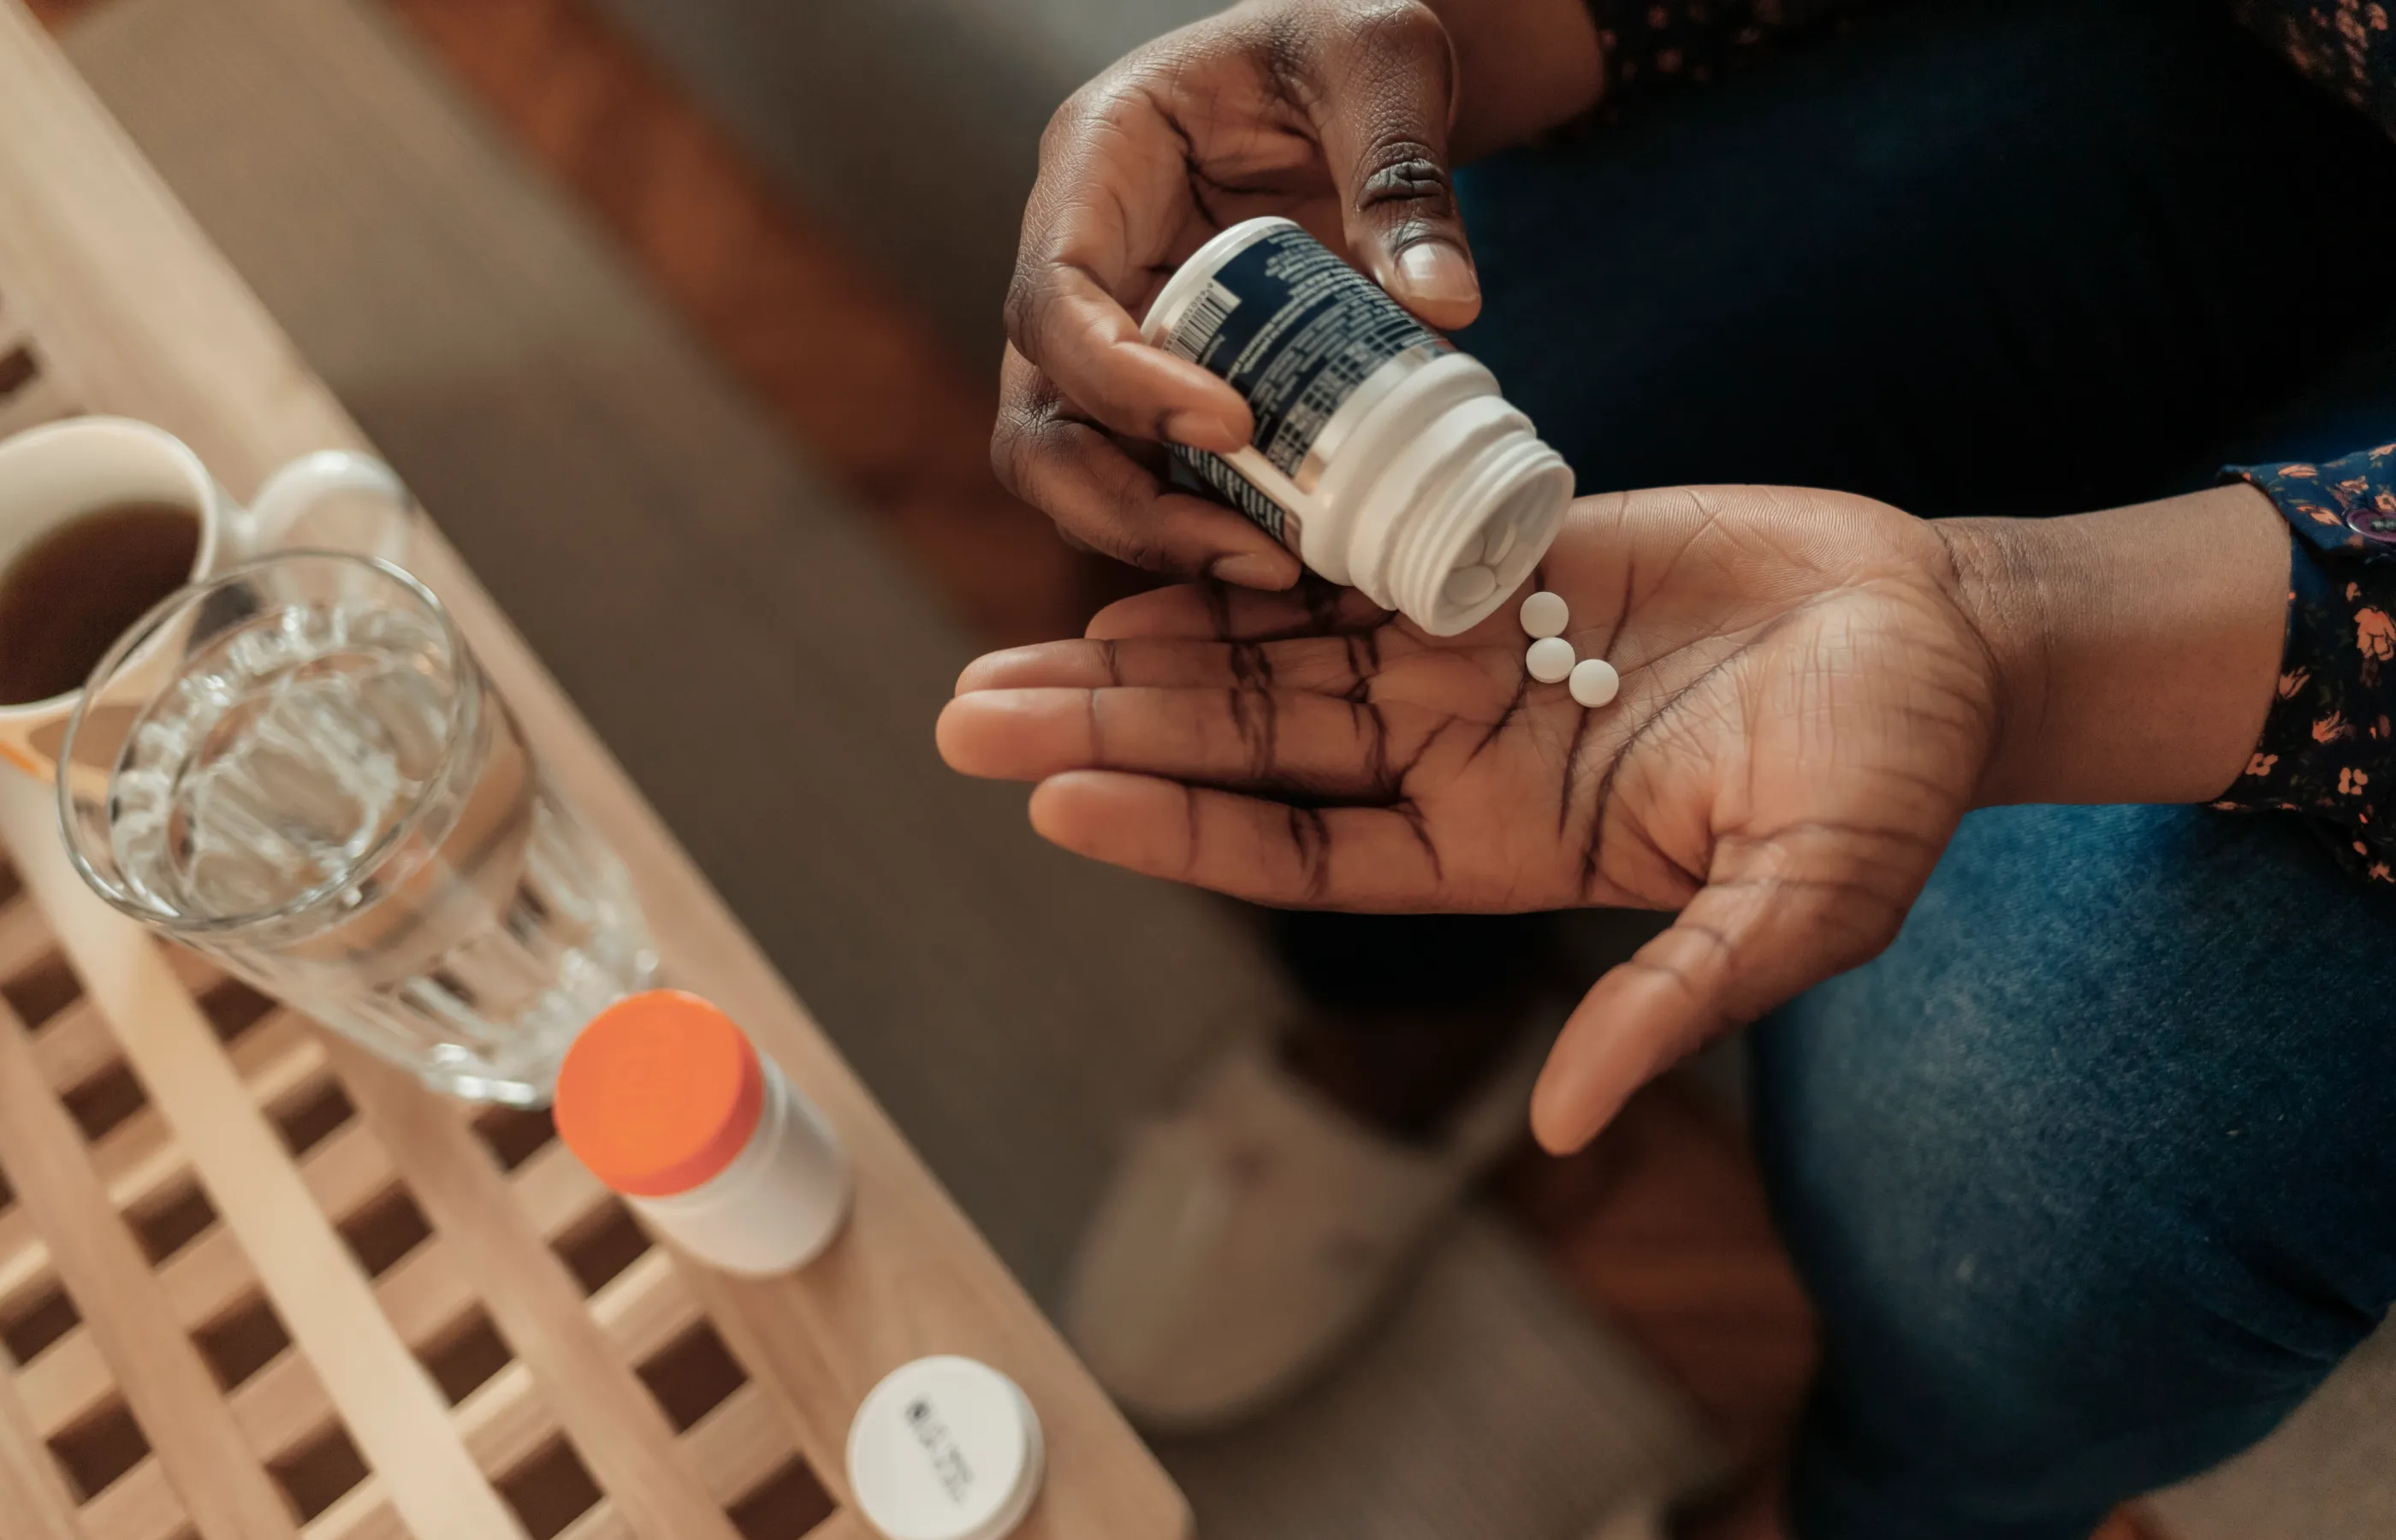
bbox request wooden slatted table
[0,3,1193,1537]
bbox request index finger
[1007,85,1253,453]
[1028,771,1450,909]
[1087,577,1396,642]
[996,349,1302,582]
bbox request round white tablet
[1482,516,1519,567]
[1519,591,1569,640]
[1443,563,1498,607]
[848,1356,1045,1540]
[1526,636,1576,684]
[1569,657,1620,708]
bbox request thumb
[1308,3,1480,329]
[1528,826,1923,1152]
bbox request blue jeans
[1448,1,2396,1534]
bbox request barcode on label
[1164,281,1241,360]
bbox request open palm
[939,486,2005,1147]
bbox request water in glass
[66,554,655,1104]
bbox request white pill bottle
[1142,216,1575,636]
[554,990,851,1276]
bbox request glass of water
[56,550,658,1105]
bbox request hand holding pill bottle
[990,0,1619,594]
[1142,218,1575,636]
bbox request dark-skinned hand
[996,0,1515,589]
[941,485,2008,1150]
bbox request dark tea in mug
[0,501,201,705]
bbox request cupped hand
[997,0,1486,589]
[939,486,2008,1150]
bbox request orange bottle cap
[555,991,766,1197]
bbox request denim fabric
[1409,2,2396,1532]
[1757,805,2396,1537]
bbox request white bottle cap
[847,1356,1045,1540]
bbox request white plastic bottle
[1142,216,1575,636]
[554,989,850,1276]
[847,1356,1046,1540]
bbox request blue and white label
[1160,224,1451,544]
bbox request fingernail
[1528,1075,1585,1154]
[1393,241,1479,310]
[1539,1095,1606,1155]
[1163,408,1247,453]
[1210,551,1296,590]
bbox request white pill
[1569,657,1620,708]
[1526,636,1576,684]
[1482,517,1518,566]
[1519,590,1569,639]
[1443,563,1498,607]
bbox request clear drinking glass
[56,550,658,1105]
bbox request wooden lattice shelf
[0,3,1189,1537]
[0,847,835,1540]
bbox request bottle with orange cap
[555,990,850,1275]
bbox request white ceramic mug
[0,416,414,778]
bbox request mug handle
[238,450,416,565]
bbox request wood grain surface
[0,1,1191,1536]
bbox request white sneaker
[1585,1492,1671,1540]
[1061,1026,1548,1432]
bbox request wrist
[1939,484,2291,807]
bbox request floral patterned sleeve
[1576,4,2396,140]
[1578,0,1872,110]
[2215,445,2396,882]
